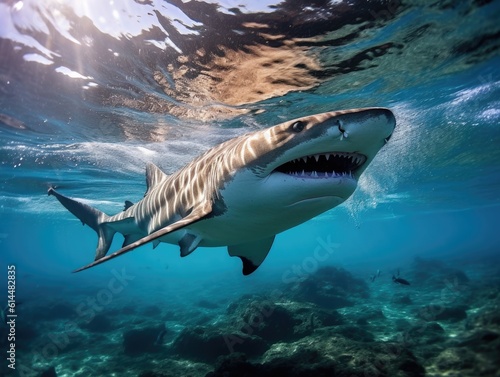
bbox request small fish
[392,275,411,286]
[154,329,167,346]
[370,269,382,282]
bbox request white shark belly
[188,195,345,247]
[182,170,347,247]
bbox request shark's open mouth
[274,152,367,178]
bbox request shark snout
[375,107,396,123]
[367,107,395,137]
[337,107,395,146]
[377,108,396,140]
[383,110,396,143]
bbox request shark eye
[291,121,306,133]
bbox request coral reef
[10,258,500,377]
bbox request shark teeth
[289,152,365,165]
[274,152,366,178]
[289,171,354,178]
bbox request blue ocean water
[1,1,500,376]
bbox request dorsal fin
[124,200,134,210]
[145,163,168,196]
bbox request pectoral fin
[73,202,212,272]
[228,236,275,276]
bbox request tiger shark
[49,107,395,274]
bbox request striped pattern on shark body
[49,107,395,274]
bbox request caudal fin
[48,187,115,260]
